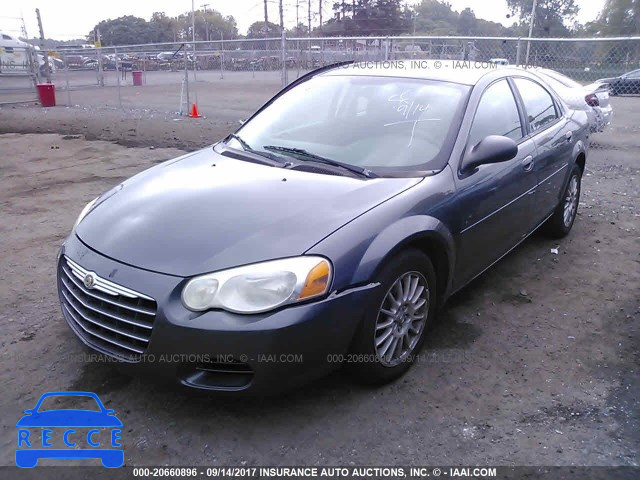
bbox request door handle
[522,155,534,172]
[565,132,573,143]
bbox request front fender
[308,212,456,299]
[353,215,455,290]
[306,167,457,298]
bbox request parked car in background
[58,61,589,394]
[64,55,88,69]
[230,58,249,70]
[531,67,612,133]
[598,68,640,96]
[0,31,35,74]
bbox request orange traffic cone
[188,103,202,118]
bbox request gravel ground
[0,94,638,470]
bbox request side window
[513,78,559,133]
[468,79,523,148]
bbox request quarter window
[514,78,559,133]
[468,80,523,148]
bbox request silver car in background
[531,68,612,133]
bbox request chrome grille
[58,256,157,362]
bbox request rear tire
[543,164,582,238]
[348,249,437,384]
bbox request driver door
[452,78,537,289]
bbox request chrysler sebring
[58,61,589,393]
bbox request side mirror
[462,135,518,173]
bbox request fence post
[384,36,389,61]
[63,53,71,106]
[184,44,190,112]
[97,29,104,87]
[28,47,39,88]
[115,47,122,109]
[281,30,288,88]
[220,32,225,80]
[193,39,198,81]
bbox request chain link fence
[0,46,39,105]
[283,36,640,87]
[2,35,639,120]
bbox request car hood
[76,147,422,277]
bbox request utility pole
[264,0,269,38]
[191,0,197,80]
[201,4,209,41]
[525,0,538,66]
[319,0,322,33]
[35,8,51,83]
[279,0,284,32]
[308,0,311,36]
[296,0,300,33]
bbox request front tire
[543,164,582,238]
[348,249,437,384]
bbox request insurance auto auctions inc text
[250,466,497,477]
[345,60,501,70]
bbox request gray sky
[1,0,606,41]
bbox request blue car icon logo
[16,391,123,468]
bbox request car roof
[320,60,528,86]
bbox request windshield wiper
[262,146,377,178]
[226,133,253,151]
[224,134,289,165]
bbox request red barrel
[132,71,143,86]
[36,83,56,107]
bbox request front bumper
[57,235,377,394]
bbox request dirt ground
[0,94,638,470]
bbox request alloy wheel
[563,175,579,227]
[374,271,429,367]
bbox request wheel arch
[351,215,456,306]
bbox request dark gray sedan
[58,61,589,393]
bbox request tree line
[31,0,639,47]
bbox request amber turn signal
[299,260,331,299]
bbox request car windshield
[228,75,470,173]
[37,395,101,412]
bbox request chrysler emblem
[83,273,96,289]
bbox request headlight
[182,256,332,314]
[72,197,98,231]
